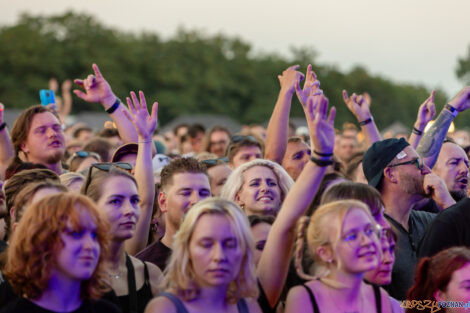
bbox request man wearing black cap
[363,138,453,300]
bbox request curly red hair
[4,192,111,300]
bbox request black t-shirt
[135,240,172,271]
[0,298,121,313]
[418,198,470,258]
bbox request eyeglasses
[387,158,423,170]
[201,157,229,166]
[82,162,133,194]
[342,224,382,245]
[231,135,258,144]
[68,151,101,164]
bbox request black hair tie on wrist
[313,150,333,157]
[106,99,121,114]
[412,127,423,136]
[310,156,334,167]
[359,116,373,126]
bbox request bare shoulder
[244,298,262,313]
[285,285,312,313]
[146,261,164,295]
[144,295,178,313]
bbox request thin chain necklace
[327,284,363,313]
[107,269,123,280]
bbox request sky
[2,0,470,98]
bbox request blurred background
[1,0,470,130]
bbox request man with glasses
[363,138,453,300]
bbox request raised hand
[304,93,336,155]
[448,86,470,112]
[342,90,372,121]
[123,91,158,141]
[73,64,117,109]
[278,65,304,95]
[415,91,436,130]
[295,64,320,106]
[0,102,4,124]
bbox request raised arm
[264,65,304,163]
[58,79,73,122]
[417,86,470,168]
[0,103,14,179]
[257,92,335,307]
[73,64,139,143]
[342,90,381,146]
[122,91,158,255]
[409,91,436,149]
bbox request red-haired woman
[0,193,120,312]
[407,247,470,313]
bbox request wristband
[0,122,6,132]
[445,104,458,117]
[313,150,333,157]
[106,98,121,114]
[310,156,334,167]
[359,116,374,126]
[412,127,423,136]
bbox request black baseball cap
[363,138,410,188]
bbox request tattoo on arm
[417,109,454,168]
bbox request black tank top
[302,283,382,313]
[116,255,153,313]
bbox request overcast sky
[2,0,470,97]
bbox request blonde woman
[286,200,393,313]
[145,198,262,313]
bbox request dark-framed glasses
[83,162,133,194]
[231,135,258,144]
[387,158,423,170]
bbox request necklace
[327,284,363,313]
[107,269,123,280]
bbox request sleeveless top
[158,292,250,313]
[116,255,153,313]
[302,283,382,313]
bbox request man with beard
[136,157,211,270]
[363,138,454,300]
[418,139,470,258]
[10,106,66,175]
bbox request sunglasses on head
[69,151,101,163]
[83,162,133,194]
[201,157,229,166]
[231,135,257,144]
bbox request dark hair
[344,151,365,180]
[81,165,136,202]
[226,135,264,163]
[73,126,93,139]
[188,124,205,139]
[98,127,120,138]
[201,126,231,153]
[306,172,346,216]
[407,247,470,313]
[10,106,60,158]
[83,138,112,163]
[160,158,208,191]
[5,162,48,180]
[4,169,60,241]
[248,215,275,228]
[320,181,384,218]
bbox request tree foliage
[0,11,457,128]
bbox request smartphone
[39,89,56,106]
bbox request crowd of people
[0,62,470,313]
